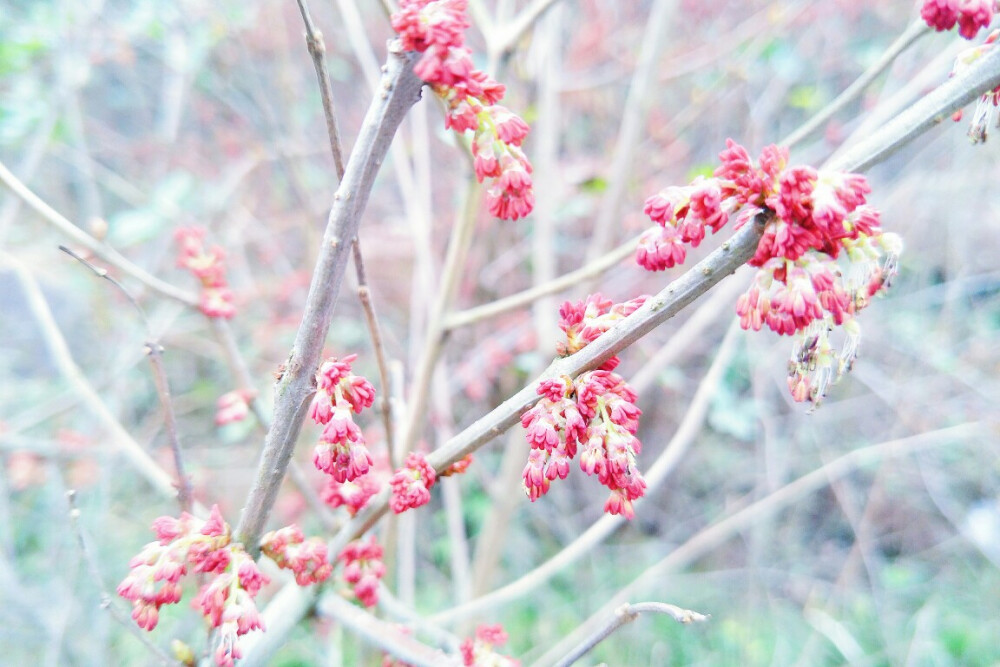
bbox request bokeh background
[2,0,1000,664]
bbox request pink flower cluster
[638,140,902,405]
[460,624,519,667]
[175,227,235,318]
[338,536,386,607]
[260,524,333,586]
[322,471,382,517]
[521,295,647,518]
[389,451,437,514]
[921,0,995,39]
[116,506,267,667]
[557,293,648,368]
[391,0,534,220]
[308,355,377,482]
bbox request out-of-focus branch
[234,43,424,552]
[317,594,460,667]
[66,492,178,666]
[59,245,194,513]
[534,422,992,665]
[551,601,709,667]
[0,160,198,307]
[784,20,931,149]
[443,237,637,331]
[3,251,198,510]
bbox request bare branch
[59,246,194,513]
[234,43,424,552]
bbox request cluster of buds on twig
[175,227,236,318]
[921,0,996,39]
[638,140,901,405]
[117,506,331,665]
[391,0,534,220]
[522,295,648,518]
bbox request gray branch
[234,42,424,550]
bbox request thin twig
[401,180,481,455]
[493,0,564,63]
[234,43,424,553]
[444,236,638,331]
[552,601,709,667]
[0,160,198,306]
[297,0,397,456]
[66,491,178,666]
[784,20,931,148]
[59,246,194,513]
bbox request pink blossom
[389,452,437,513]
[922,0,960,31]
[215,389,253,426]
[261,525,333,586]
[338,537,386,607]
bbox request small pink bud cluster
[951,31,1000,142]
[391,0,534,220]
[337,536,386,607]
[308,355,378,483]
[215,389,254,426]
[557,293,648,368]
[521,294,647,518]
[460,624,519,667]
[322,471,382,517]
[260,525,333,586]
[440,454,474,477]
[921,0,995,39]
[639,140,901,405]
[175,227,236,318]
[116,506,267,667]
[389,451,437,514]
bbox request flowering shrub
[391,0,534,220]
[921,0,996,39]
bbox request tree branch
[234,43,424,552]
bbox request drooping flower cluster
[921,0,995,39]
[638,140,902,405]
[389,451,437,514]
[391,0,534,220]
[175,227,236,318]
[215,389,254,426]
[337,536,386,607]
[116,506,267,666]
[308,354,377,482]
[951,30,1000,142]
[260,525,333,586]
[521,295,647,518]
[460,624,519,667]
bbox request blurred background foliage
[1,0,999,665]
